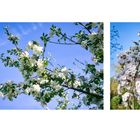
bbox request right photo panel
[110,22,140,110]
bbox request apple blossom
[61,67,68,73]
[32,84,41,93]
[33,45,43,55]
[73,80,81,88]
[37,59,45,69]
[40,79,49,85]
[58,72,66,80]
[20,51,29,58]
[122,92,133,102]
[27,41,43,55]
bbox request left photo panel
[0,22,103,110]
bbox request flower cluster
[20,51,29,58]
[122,92,133,107]
[25,84,41,94]
[27,41,43,55]
[88,32,97,40]
[17,41,48,80]
[52,67,69,80]
[73,80,81,88]
[0,81,19,100]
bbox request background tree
[110,25,123,55]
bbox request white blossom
[32,84,41,93]
[136,80,140,94]
[117,84,122,95]
[54,85,61,91]
[58,72,66,79]
[27,41,43,55]
[50,80,61,91]
[33,45,43,55]
[122,92,133,102]
[73,80,81,88]
[40,79,49,84]
[28,41,33,47]
[61,67,68,73]
[120,81,126,87]
[37,59,45,69]
[20,51,29,58]
[120,75,127,80]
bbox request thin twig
[59,32,79,44]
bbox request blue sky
[110,22,140,77]
[0,22,93,109]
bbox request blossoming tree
[111,33,140,109]
[0,22,103,109]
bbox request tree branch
[49,41,76,45]
[78,22,92,34]
[45,68,103,99]
[62,84,103,99]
